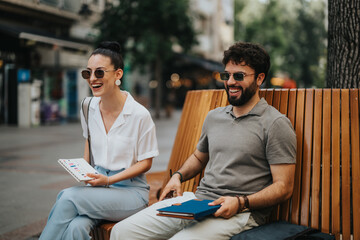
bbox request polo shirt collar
[226,98,268,118]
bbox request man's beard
[226,79,258,106]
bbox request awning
[0,23,92,51]
[18,32,91,51]
[176,54,223,72]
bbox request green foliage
[235,0,327,87]
[94,0,197,71]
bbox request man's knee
[110,221,129,240]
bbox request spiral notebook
[58,158,98,182]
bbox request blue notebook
[157,199,221,220]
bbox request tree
[95,0,197,117]
[327,0,360,88]
[284,0,327,88]
[235,0,327,88]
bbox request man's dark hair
[222,42,270,82]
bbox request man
[110,42,297,240]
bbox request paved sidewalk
[0,110,181,240]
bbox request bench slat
[263,89,271,105]
[272,89,281,110]
[331,89,341,239]
[281,89,295,222]
[291,89,305,224]
[310,89,322,229]
[350,89,360,240]
[265,89,274,105]
[287,89,297,127]
[279,89,291,221]
[259,89,266,99]
[300,89,314,226]
[321,89,331,233]
[279,89,289,115]
[341,90,351,240]
[269,89,283,220]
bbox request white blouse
[80,92,159,171]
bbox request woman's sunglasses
[219,72,255,81]
[81,69,115,79]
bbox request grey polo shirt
[195,98,296,201]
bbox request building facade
[190,0,234,61]
[165,0,234,109]
[0,0,107,126]
[0,0,234,126]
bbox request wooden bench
[92,89,360,240]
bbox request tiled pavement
[0,110,181,240]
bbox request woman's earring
[115,79,121,86]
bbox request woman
[40,41,159,240]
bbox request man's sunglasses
[81,69,115,79]
[219,72,255,81]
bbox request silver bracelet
[105,176,110,188]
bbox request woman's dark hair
[222,42,270,81]
[91,41,124,70]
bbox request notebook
[157,199,221,220]
[58,158,98,182]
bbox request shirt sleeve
[137,113,159,161]
[266,116,297,165]
[196,114,209,153]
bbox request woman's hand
[85,173,109,187]
[209,196,239,219]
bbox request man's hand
[85,173,108,187]
[159,174,183,201]
[209,196,239,219]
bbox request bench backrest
[163,89,359,240]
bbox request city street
[0,110,181,240]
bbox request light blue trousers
[39,166,149,240]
